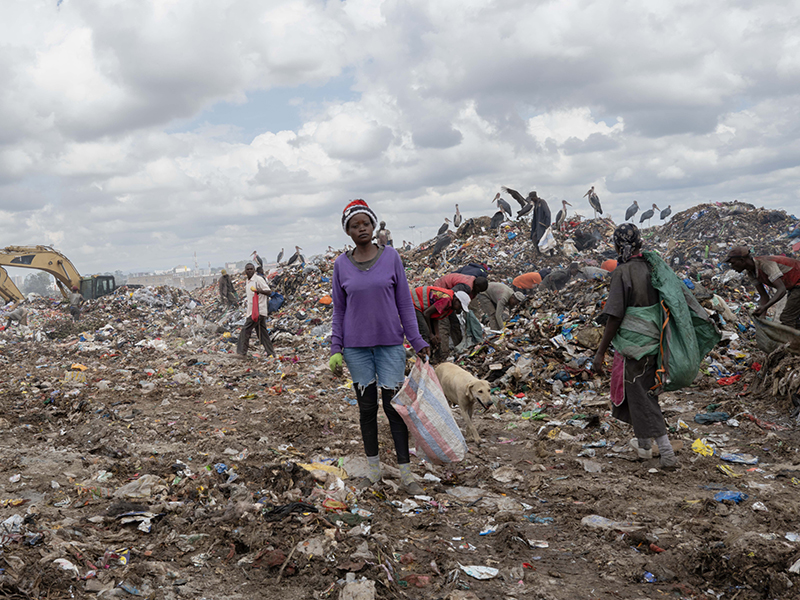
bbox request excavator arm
[0,266,24,303]
[0,245,82,300]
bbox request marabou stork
[431,234,451,256]
[555,200,572,231]
[490,211,505,229]
[639,204,659,228]
[437,218,451,236]
[584,186,603,219]
[625,201,639,222]
[493,192,513,219]
[276,248,284,264]
[660,205,672,221]
[453,204,462,228]
[503,186,538,218]
[286,245,304,266]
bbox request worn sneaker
[356,476,380,490]
[660,454,680,470]
[402,480,424,496]
[629,438,653,460]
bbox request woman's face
[348,214,375,245]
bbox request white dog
[434,362,492,444]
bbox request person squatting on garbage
[218,269,238,307]
[474,283,525,330]
[4,304,28,328]
[412,285,468,360]
[330,199,430,495]
[512,271,542,291]
[724,246,800,330]
[431,272,488,354]
[69,286,84,322]
[592,224,679,469]
[540,262,581,292]
[236,263,275,358]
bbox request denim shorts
[342,345,406,391]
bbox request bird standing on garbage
[660,205,672,221]
[490,211,505,229]
[453,204,462,228]
[286,246,304,266]
[584,186,603,219]
[639,204,659,227]
[555,200,572,231]
[437,218,451,236]
[276,248,284,263]
[625,201,639,222]
[493,193,513,219]
[431,233,452,257]
[251,251,264,270]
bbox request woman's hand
[417,346,430,360]
[329,353,343,374]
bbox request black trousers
[356,383,410,464]
[237,316,274,356]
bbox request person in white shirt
[236,263,274,358]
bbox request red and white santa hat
[342,199,378,233]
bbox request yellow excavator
[0,266,23,303]
[0,245,117,302]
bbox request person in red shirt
[411,286,467,355]
[725,246,800,330]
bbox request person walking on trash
[330,199,430,495]
[592,224,679,470]
[235,263,275,359]
[218,269,238,307]
[724,246,800,330]
[68,286,85,322]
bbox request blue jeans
[342,345,410,463]
[342,345,406,391]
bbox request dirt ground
[2,327,800,600]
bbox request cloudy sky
[0,0,798,273]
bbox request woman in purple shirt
[330,200,430,494]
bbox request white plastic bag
[538,227,557,252]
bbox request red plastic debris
[649,543,665,553]
[716,374,741,386]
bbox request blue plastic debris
[714,491,748,503]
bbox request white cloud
[0,0,798,272]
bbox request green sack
[611,252,721,391]
[644,251,721,391]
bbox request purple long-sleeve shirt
[331,246,428,355]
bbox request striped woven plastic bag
[391,358,467,464]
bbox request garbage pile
[1,201,799,600]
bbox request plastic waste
[458,564,499,579]
[580,514,644,532]
[713,491,748,503]
[720,453,758,465]
[691,439,716,457]
[694,412,730,424]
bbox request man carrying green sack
[593,224,721,470]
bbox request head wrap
[724,246,750,262]
[220,269,227,275]
[513,291,526,303]
[454,290,471,311]
[342,199,378,233]
[613,223,643,263]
